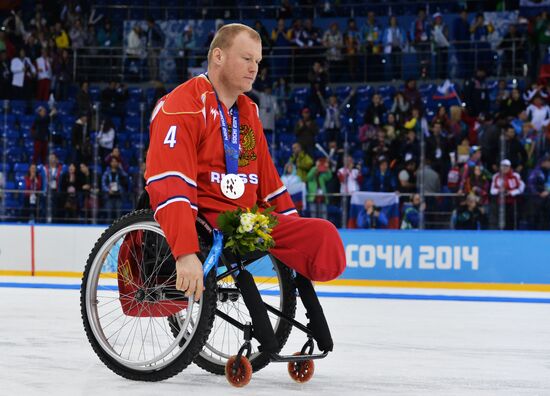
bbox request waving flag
[348,191,400,229]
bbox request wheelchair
[80,207,333,387]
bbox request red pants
[36,79,51,101]
[205,212,346,282]
[34,140,48,164]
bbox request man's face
[379,161,388,172]
[506,128,516,139]
[284,163,293,174]
[367,12,375,23]
[302,109,311,120]
[292,143,301,155]
[476,69,486,80]
[364,199,373,211]
[49,154,57,167]
[474,166,482,176]
[219,32,262,93]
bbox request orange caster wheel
[225,355,252,387]
[288,352,315,383]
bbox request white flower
[240,213,255,233]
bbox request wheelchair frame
[81,209,332,387]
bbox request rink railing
[1,222,550,292]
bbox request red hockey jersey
[145,74,296,259]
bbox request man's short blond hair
[207,23,261,63]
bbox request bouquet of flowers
[216,205,278,256]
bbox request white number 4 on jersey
[163,125,177,148]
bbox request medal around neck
[220,174,245,199]
[214,91,245,200]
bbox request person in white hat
[490,158,525,229]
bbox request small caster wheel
[225,355,252,387]
[288,352,315,383]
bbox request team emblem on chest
[237,124,257,167]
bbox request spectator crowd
[1,2,550,230]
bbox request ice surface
[1,277,550,396]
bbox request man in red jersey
[145,24,345,308]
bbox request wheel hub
[134,289,146,302]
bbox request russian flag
[432,79,461,108]
[348,192,400,229]
[287,181,307,212]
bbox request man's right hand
[176,253,204,302]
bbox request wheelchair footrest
[295,273,334,352]
[269,352,328,363]
[236,270,279,353]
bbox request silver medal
[220,174,245,199]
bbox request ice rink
[1,276,550,396]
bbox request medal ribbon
[216,96,240,175]
[203,229,223,280]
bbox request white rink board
[34,225,105,272]
[0,224,31,271]
[0,224,106,273]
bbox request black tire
[80,210,217,382]
[193,256,297,375]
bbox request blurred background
[1,0,549,231]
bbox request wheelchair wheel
[190,255,297,375]
[80,210,217,381]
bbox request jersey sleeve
[145,98,203,259]
[255,120,298,216]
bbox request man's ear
[212,47,223,66]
